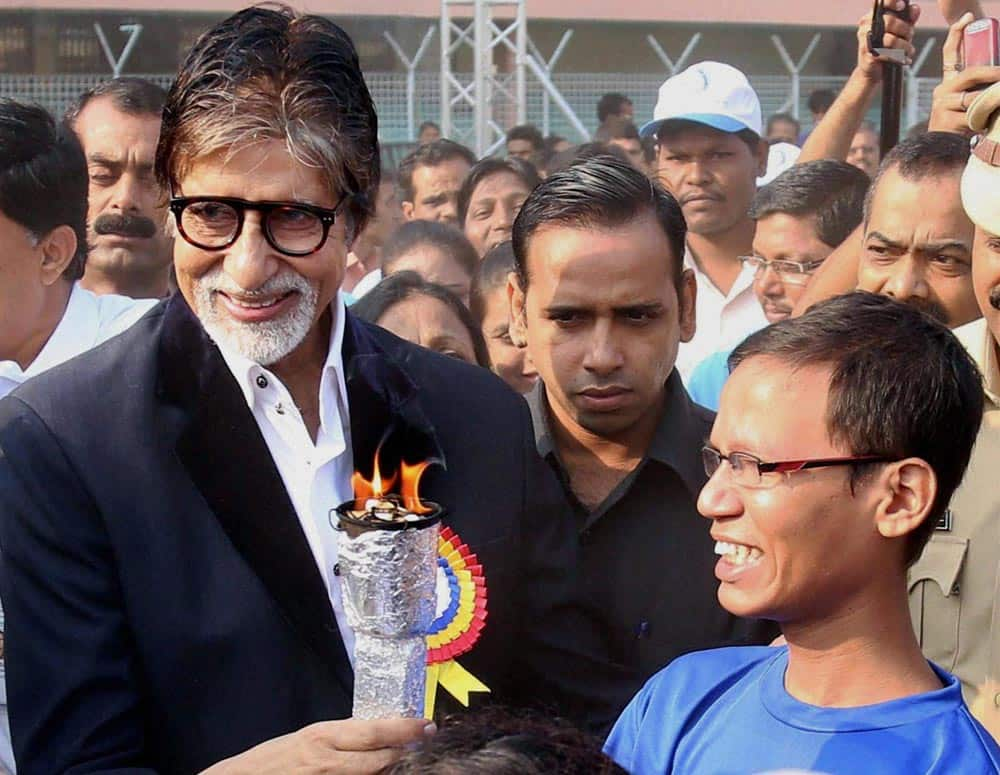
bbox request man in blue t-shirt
[605,293,1000,774]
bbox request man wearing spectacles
[688,161,870,410]
[0,8,626,773]
[606,292,1000,773]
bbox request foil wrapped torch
[333,454,442,719]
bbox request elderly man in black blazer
[0,8,626,773]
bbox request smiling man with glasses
[606,292,1000,774]
[688,160,870,410]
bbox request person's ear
[507,271,528,348]
[401,200,416,220]
[37,225,78,286]
[678,267,697,344]
[755,138,769,178]
[873,458,937,541]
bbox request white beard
[191,265,321,366]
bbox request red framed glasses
[702,445,892,487]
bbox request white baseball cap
[640,61,763,140]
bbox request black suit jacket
[0,295,627,774]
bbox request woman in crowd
[353,271,491,368]
[458,157,541,258]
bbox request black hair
[65,77,167,125]
[542,135,567,168]
[597,92,632,124]
[730,292,984,566]
[382,219,480,280]
[511,154,686,291]
[0,100,88,281]
[352,270,491,368]
[382,707,626,775]
[863,131,970,224]
[765,112,801,137]
[543,141,630,175]
[807,88,837,116]
[470,240,515,325]
[418,120,440,134]
[398,139,477,203]
[750,160,870,248]
[457,157,541,227]
[506,124,544,151]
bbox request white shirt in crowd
[350,267,382,300]
[0,282,156,774]
[216,292,357,662]
[676,248,768,384]
[0,283,157,400]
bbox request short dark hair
[0,100,88,281]
[863,131,970,224]
[807,88,836,116]
[382,707,626,775]
[470,240,515,324]
[156,6,379,240]
[398,139,477,203]
[512,154,686,291]
[65,77,167,126]
[506,124,544,151]
[351,270,491,368]
[457,157,541,226]
[418,120,440,134]
[544,141,630,175]
[597,92,632,124]
[765,112,801,136]
[729,292,984,566]
[382,219,479,280]
[594,117,640,143]
[750,160,870,248]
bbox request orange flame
[351,446,397,501]
[400,459,433,515]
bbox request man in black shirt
[509,155,775,683]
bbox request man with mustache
[509,155,775,691]
[856,132,981,327]
[907,80,1000,734]
[643,62,770,382]
[66,78,174,299]
[688,160,870,411]
[0,9,626,773]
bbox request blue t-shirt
[605,646,1000,775]
[686,348,732,412]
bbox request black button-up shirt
[526,371,776,684]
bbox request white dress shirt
[676,248,768,384]
[0,282,154,773]
[0,284,156,400]
[216,293,357,662]
[350,267,382,300]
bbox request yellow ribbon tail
[424,659,491,717]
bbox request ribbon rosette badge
[424,525,489,718]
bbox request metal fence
[0,71,940,147]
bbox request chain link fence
[0,71,940,147]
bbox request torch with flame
[334,448,443,719]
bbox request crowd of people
[1,0,1000,772]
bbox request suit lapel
[158,295,353,696]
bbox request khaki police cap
[962,82,1000,236]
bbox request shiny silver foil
[336,501,440,719]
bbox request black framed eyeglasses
[169,195,348,257]
[701,445,892,488]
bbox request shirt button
[333,563,341,576]
[275,403,285,415]
[256,375,268,389]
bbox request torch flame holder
[333,497,443,719]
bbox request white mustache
[200,266,313,299]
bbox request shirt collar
[217,291,349,416]
[684,245,757,301]
[526,370,708,497]
[0,282,97,385]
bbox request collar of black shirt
[526,370,711,504]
